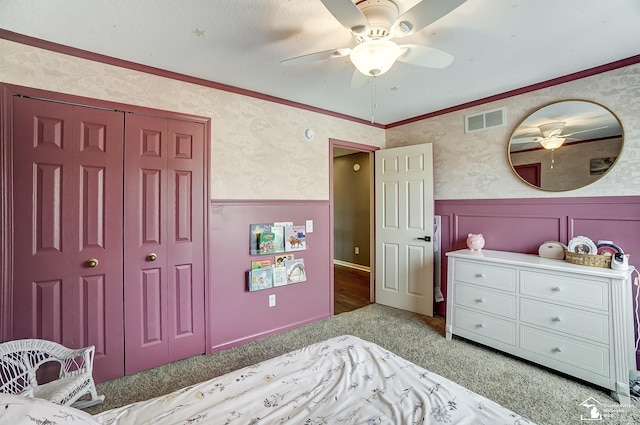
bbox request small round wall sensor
[304,128,314,141]
[353,163,361,171]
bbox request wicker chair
[0,339,104,409]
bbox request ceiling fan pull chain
[550,149,555,169]
[370,76,377,123]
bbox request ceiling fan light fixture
[539,136,565,150]
[539,122,566,138]
[350,39,401,76]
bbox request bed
[1,335,534,424]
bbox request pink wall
[435,196,640,367]
[208,200,332,352]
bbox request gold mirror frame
[508,100,624,191]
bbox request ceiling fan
[513,122,609,150]
[281,0,467,78]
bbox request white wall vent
[464,107,506,133]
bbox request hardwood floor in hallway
[334,264,372,314]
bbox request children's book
[284,225,306,252]
[284,258,306,284]
[250,223,272,255]
[271,226,285,253]
[273,221,293,227]
[248,268,274,291]
[251,259,271,269]
[273,266,288,287]
[259,232,276,254]
[274,254,294,268]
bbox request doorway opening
[330,140,377,315]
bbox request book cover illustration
[270,226,285,253]
[248,268,274,291]
[259,232,276,254]
[250,223,272,255]
[251,259,271,269]
[274,254,294,268]
[284,258,306,284]
[273,266,288,287]
[284,225,306,252]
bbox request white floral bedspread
[95,335,534,424]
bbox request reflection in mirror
[508,100,623,191]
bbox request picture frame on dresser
[445,249,638,405]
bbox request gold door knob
[87,258,99,268]
[146,253,157,262]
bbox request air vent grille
[465,107,506,133]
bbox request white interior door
[375,144,434,316]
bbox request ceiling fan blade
[511,137,540,145]
[320,0,368,32]
[281,48,351,66]
[397,44,453,68]
[562,125,609,138]
[392,0,467,38]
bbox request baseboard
[209,313,331,353]
[333,259,370,272]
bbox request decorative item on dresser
[466,233,485,251]
[445,249,638,405]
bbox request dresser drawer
[520,326,609,378]
[455,282,516,319]
[520,298,609,343]
[454,307,516,346]
[455,260,516,292]
[520,271,608,311]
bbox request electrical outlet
[306,219,313,233]
[269,294,276,307]
[354,246,359,255]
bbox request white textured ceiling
[1,0,640,125]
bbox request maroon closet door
[124,114,205,374]
[11,96,125,382]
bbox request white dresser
[445,249,637,404]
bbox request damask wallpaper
[0,39,385,201]
[386,64,640,199]
[2,38,639,201]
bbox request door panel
[375,144,434,316]
[33,280,64,342]
[124,115,205,374]
[142,268,164,344]
[166,119,205,361]
[125,115,169,373]
[77,274,107,354]
[73,106,124,378]
[12,96,124,382]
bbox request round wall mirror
[508,100,623,191]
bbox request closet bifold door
[123,114,205,375]
[11,96,125,383]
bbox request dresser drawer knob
[553,347,563,353]
[552,316,562,322]
[476,273,485,278]
[551,286,561,292]
[475,298,485,304]
[477,323,485,329]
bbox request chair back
[0,339,67,395]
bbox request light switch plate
[306,219,313,233]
